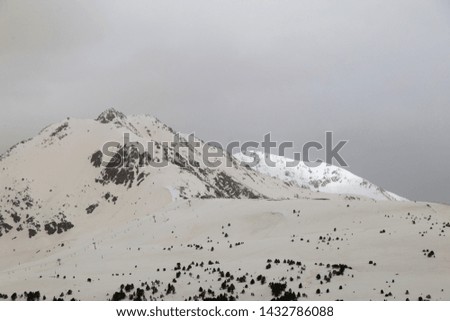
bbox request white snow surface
[234,151,406,201]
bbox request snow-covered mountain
[234,151,406,201]
[1,108,449,301]
[0,108,313,241]
[0,108,407,242]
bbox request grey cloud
[1,0,449,203]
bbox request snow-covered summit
[234,151,406,201]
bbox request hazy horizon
[1,0,449,203]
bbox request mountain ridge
[234,151,406,201]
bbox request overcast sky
[1,0,449,203]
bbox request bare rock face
[96,108,127,124]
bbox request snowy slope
[0,197,449,301]
[234,151,406,201]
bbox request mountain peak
[96,108,127,124]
